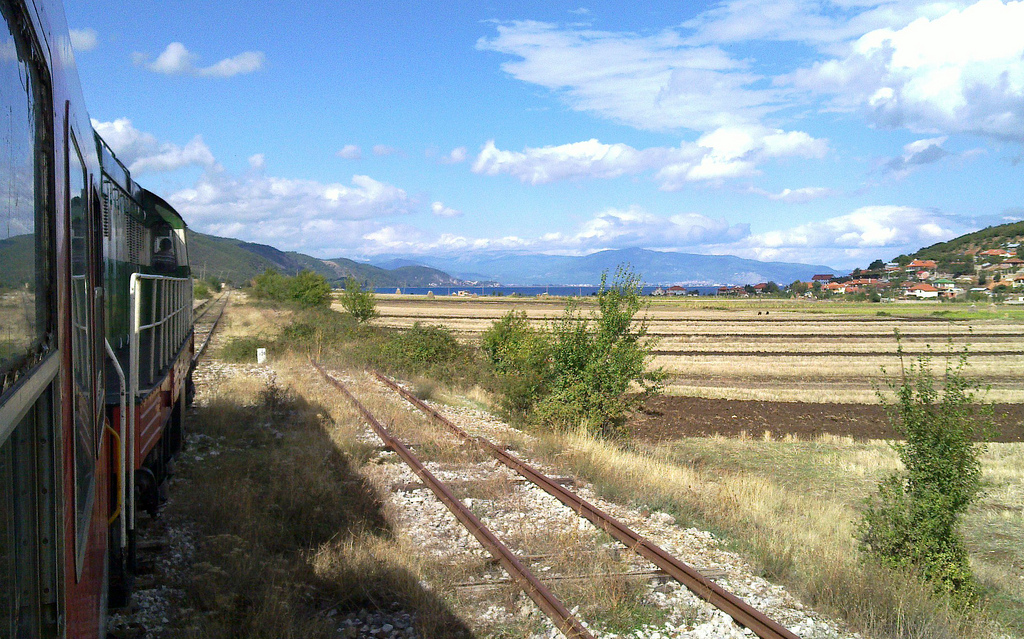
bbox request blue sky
[64,0,1024,269]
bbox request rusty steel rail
[311,361,595,639]
[193,293,229,362]
[372,370,800,639]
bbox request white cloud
[477,20,777,132]
[431,201,462,217]
[373,144,400,156]
[787,0,1024,141]
[135,42,264,78]
[198,51,265,78]
[472,126,825,189]
[92,118,215,173]
[70,28,98,52]
[884,136,949,175]
[171,169,412,253]
[473,138,656,183]
[441,147,468,164]
[145,42,197,74]
[751,186,836,202]
[569,207,749,249]
[337,144,362,159]
[713,205,969,266]
[355,206,749,256]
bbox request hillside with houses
[652,220,1024,302]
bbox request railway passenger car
[0,0,194,635]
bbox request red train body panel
[0,0,194,636]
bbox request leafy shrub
[194,280,211,299]
[482,266,663,435]
[481,311,551,417]
[382,322,460,374]
[250,268,332,308]
[858,335,990,604]
[251,268,290,302]
[289,270,332,307]
[339,276,378,322]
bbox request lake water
[373,285,723,297]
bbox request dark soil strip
[652,350,1024,357]
[628,395,1024,443]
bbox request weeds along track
[193,292,230,361]
[311,360,800,639]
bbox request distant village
[652,241,1024,303]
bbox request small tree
[288,270,332,308]
[858,333,990,604]
[536,266,664,435]
[340,276,377,322]
[251,268,289,301]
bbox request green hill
[0,234,34,289]
[1,230,467,289]
[182,231,467,288]
[914,220,1024,260]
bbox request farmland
[360,294,1024,408]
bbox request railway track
[312,361,800,639]
[193,292,230,361]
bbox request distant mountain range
[365,247,838,286]
[0,230,839,289]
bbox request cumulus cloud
[473,127,827,189]
[431,201,462,217]
[92,118,215,173]
[713,205,970,266]
[70,28,98,52]
[170,169,412,253]
[787,0,1024,141]
[134,42,264,78]
[337,144,362,159]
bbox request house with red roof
[907,283,939,299]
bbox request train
[1,0,195,636]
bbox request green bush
[339,276,378,322]
[250,268,332,308]
[194,280,211,299]
[481,311,551,417]
[482,266,663,435]
[537,267,663,435]
[382,322,460,375]
[858,335,990,604]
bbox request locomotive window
[69,131,95,564]
[0,4,40,382]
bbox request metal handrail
[128,272,192,539]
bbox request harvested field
[364,295,1024,404]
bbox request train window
[69,132,95,564]
[152,226,177,273]
[0,3,40,382]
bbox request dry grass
[494,425,1022,638]
[165,355,473,638]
